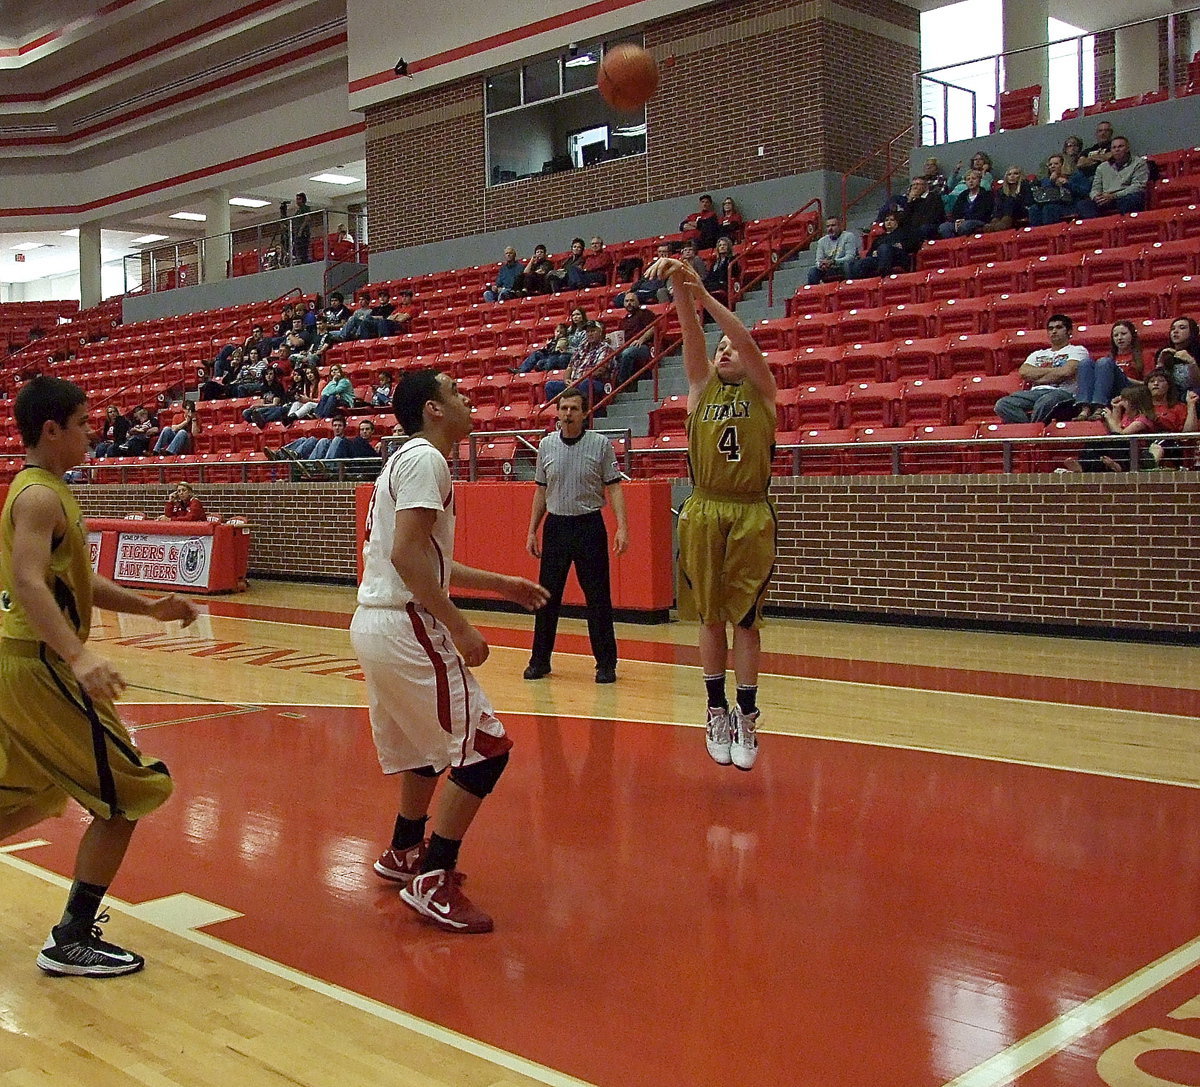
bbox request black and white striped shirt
[533,429,621,516]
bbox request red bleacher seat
[1173,205,1200,239]
[878,270,928,306]
[794,429,855,475]
[790,385,849,429]
[831,279,880,311]
[1064,218,1120,252]
[1104,277,1176,321]
[960,373,1023,423]
[934,297,991,336]
[1141,240,1199,279]
[975,261,1026,297]
[764,349,798,387]
[1080,246,1139,286]
[1010,224,1067,258]
[845,427,917,475]
[883,302,937,341]
[994,84,1040,131]
[649,433,689,478]
[1025,253,1083,292]
[788,282,839,317]
[1150,176,1200,209]
[1116,207,1178,246]
[976,423,1045,473]
[835,307,887,345]
[650,395,688,436]
[1044,286,1106,326]
[792,311,841,348]
[792,346,842,387]
[835,343,891,384]
[1170,275,1200,312]
[945,333,1007,378]
[923,266,976,302]
[899,377,963,426]
[892,337,948,381]
[844,381,903,427]
[917,236,970,272]
[964,233,1013,265]
[753,318,795,352]
[991,291,1049,333]
[908,425,981,474]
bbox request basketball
[597,44,659,111]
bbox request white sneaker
[705,707,732,765]
[730,708,760,771]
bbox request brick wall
[73,473,1200,638]
[1095,31,1116,104]
[365,0,918,251]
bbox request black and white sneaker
[36,912,145,978]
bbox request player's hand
[526,531,541,559]
[70,648,127,701]
[148,593,200,627]
[501,575,550,612]
[614,527,629,555]
[451,622,489,668]
[1186,390,1198,406]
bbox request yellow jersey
[685,373,775,498]
[0,467,93,643]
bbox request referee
[525,387,628,684]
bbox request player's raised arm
[651,258,710,407]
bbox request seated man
[938,171,994,237]
[806,216,861,285]
[614,293,658,385]
[615,243,672,306]
[566,236,614,290]
[323,292,352,329]
[680,194,720,251]
[160,482,207,522]
[666,241,707,299]
[328,225,356,261]
[283,317,313,361]
[548,237,586,291]
[336,291,394,341]
[483,247,522,303]
[275,415,351,460]
[1076,119,1114,177]
[544,322,612,406]
[848,211,908,278]
[377,288,419,336]
[994,314,1088,424]
[521,244,556,295]
[115,406,159,456]
[1075,136,1148,218]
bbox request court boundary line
[0,847,597,1087]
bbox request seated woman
[115,406,159,456]
[1074,320,1146,419]
[938,169,994,237]
[93,404,129,457]
[703,236,741,306]
[286,362,323,420]
[718,197,744,243]
[1064,382,1162,472]
[154,401,201,454]
[1028,153,1088,228]
[1143,367,1197,468]
[242,365,292,426]
[848,211,909,278]
[984,166,1034,232]
[313,363,355,418]
[944,151,995,212]
[920,156,948,198]
[1155,317,1200,397]
[1060,134,1085,175]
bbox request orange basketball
[597,44,659,111]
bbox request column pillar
[78,222,102,309]
[1001,0,1049,120]
[202,188,231,283]
[1115,22,1159,98]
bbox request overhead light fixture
[612,124,647,136]
[394,57,409,77]
[309,172,359,185]
[229,197,270,208]
[11,242,45,250]
[133,234,169,244]
[61,229,80,237]
[564,52,597,67]
[169,211,207,221]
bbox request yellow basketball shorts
[0,641,173,823]
[677,492,776,629]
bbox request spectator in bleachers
[275,414,349,460]
[483,246,523,303]
[718,197,744,242]
[231,346,268,397]
[548,237,586,291]
[615,242,673,306]
[522,244,556,295]
[93,404,129,457]
[1074,320,1146,419]
[512,322,572,375]
[288,192,316,265]
[613,293,658,385]
[567,236,614,290]
[160,482,207,521]
[666,240,708,299]
[301,299,320,329]
[115,406,160,456]
[242,365,292,426]
[286,362,323,420]
[1077,120,1114,176]
[371,369,394,407]
[315,363,355,417]
[284,317,313,359]
[242,326,267,360]
[544,321,612,405]
[1076,136,1148,218]
[1061,134,1085,174]
[806,215,861,285]
[680,194,720,250]
[268,304,297,350]
[1064,382,1165,472]
[378,288,419,337]
[328,224,356,261]
[1028,153,1086,227]
[993,314,1088,423]
[324,292,352,329]
[154,401,200,454]
[703,236,741,307]
[296,317,339,369]
[335,290,394,341]
[984,165,1034,231]
[944,151,995,211]
[938,170,994,237]
[897,176,945,248]
[921,157,948,198]
[848,211,909,278]
[197,362,225,402]
[1156,317,1200,395]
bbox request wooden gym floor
[1,580,1198,1087]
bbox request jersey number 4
[717,424,741,462]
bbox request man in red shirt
[566,236,614,289]
[161,482,207,522]
[680,193,720,250]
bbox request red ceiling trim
[0,1,144,59]
[348,0,644,95]
[0,32,347,149]
[0,121,365,217]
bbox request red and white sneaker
[400,869,494,933]
[373,841,426,883]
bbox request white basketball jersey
[357,437,455,608]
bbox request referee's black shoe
[595,666,617,684]
[523,662,551,680]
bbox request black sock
[391,814,428,852]
[422,833,462,874]
[704,672,728,710]
[736,685,758,716]
[58,880,107,932]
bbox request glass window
[485,70,520,113]
[523,56,561,103]
[562,39,602,94]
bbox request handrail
[840,124,914,224]
[739,196,824,307]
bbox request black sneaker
[523,662,551,680]
[595,666,617,684]
[36,913,145,978]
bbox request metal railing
[841,127,913,224]
[123,209,368,296]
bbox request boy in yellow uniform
[653,258,776,770]
[0,377,197,976]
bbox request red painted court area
[27,703,1200,1087]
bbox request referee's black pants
[530,510,617,670]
